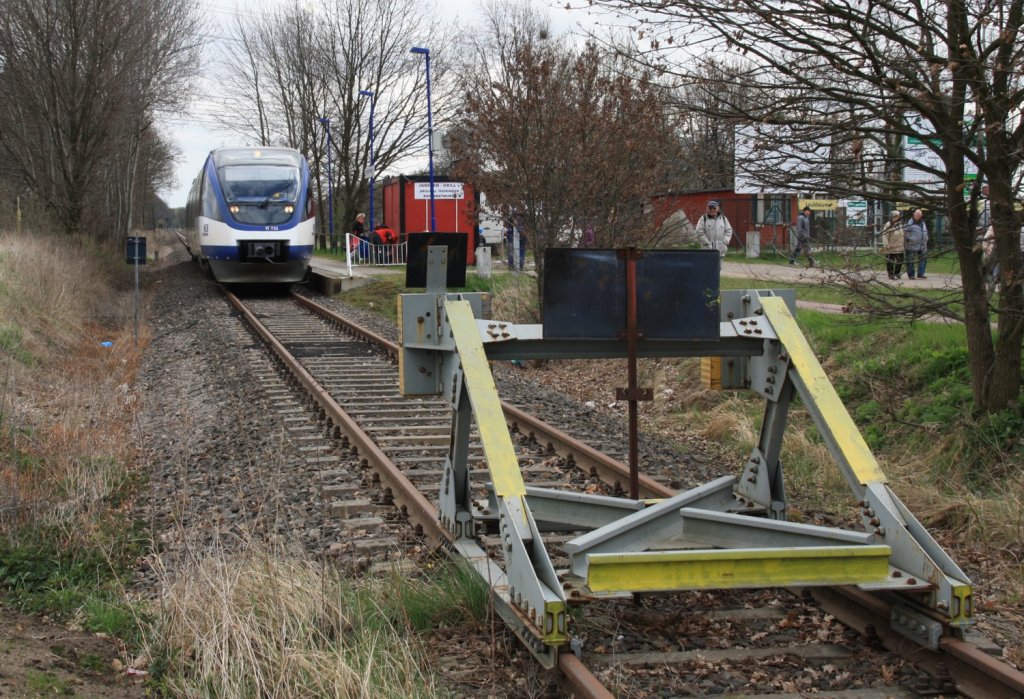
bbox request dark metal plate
[542,249,720,340]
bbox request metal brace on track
[398,247,971,662]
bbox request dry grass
[0,230,140,539]
[151,545,446,698]
[490,273,539,324]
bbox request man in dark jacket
[903,209,929,279]
[790,206,815,266]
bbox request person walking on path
[880,210,905,279]
[904,209,929,279]
[790,206,815,266]
[694,200,733,257]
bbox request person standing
[904,209,929,279]
[790,206,815,266]
[694,200,733,257]
[351,212,369,260]
[880,210,905,279]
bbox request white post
[476,246,491,278]
[746,231,761,258]
[346,233,353,276]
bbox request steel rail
[809,587,1024,698]
[293,291,675,499]
[230,290,614,699]
[226,289,443,544]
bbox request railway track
[214,284,1024,698]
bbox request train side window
[202,170,222,222]
[305,185,315,220]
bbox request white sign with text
[414,182,464,200]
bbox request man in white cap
[694,200,733,257]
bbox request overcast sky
[158,0,602,208]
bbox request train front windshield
[219,164,301,225]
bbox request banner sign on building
[798,199,837,211]
[414,182,464,200]
[844,200,868,226]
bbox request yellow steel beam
[586,545,892,592]
[759,297,887,486]
[445,299,526,498]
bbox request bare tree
[672,59,752,191]
[584,0,1024,416]
[215,0,453,245]
[0,0,201,238]
[451,1,680,309]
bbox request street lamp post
[409,46,436,232]
[359,89,376,233]
[318,117,334,251]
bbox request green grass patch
[796,310,1023,492]
[26,669,72,695]
[720,276,850,305]
[376,558,489,632]
[0,520,148,645]
[0,323,34,365]
[337,271,538,325]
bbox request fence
[345,233,408,276]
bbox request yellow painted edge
[587,545,892,593]
[760,297,887,485]
[950,584,973,625]
[701,356,722,390]
[544,601,568,645]
[445,299,526,498]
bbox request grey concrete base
[309,270,373,295]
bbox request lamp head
[359,90,373,97]
[409,46,429,55]
[318,117,330,125]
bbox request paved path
[720,260,961,290]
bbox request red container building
[380,175,479,264]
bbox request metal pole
[319,117,334,252]
[134,251,139,348]
[625,250,639,499]
[410,47,436,232]
[615,247,651,500]
[425,51,435,233]
[360,90,376,232]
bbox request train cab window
[219,164,300,225]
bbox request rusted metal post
[616,247,651,500]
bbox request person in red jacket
[369,225,399,263]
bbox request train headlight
[229,205,240,214]
[284,205,294,214]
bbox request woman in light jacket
[880,210,905,279]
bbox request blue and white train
[181,147,315,283]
